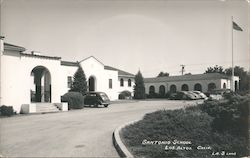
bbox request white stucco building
[144,73,239,96]
[0,38,134,113]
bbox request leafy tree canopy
[205,65,249,91]
[157,71,170,77]
[225,66,249,91]
[205,65,225,74]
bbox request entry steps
[36,103,60,113]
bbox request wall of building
[1,51,63,112]
[2,42,64,111]
[79,57,119,100]
[1,50,134,112]
[60,65,78,95]
[104,69,119,100]
[145,79,225,94]
[117,76,135,96]
[221,79,231,89]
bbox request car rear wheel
[104,104,108,108]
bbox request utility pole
[180,65,185,76]
[231,16,234,92]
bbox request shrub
[200,94,249,137]
[61,92,84,110]
[119,90,132,99]
[0,105,15,117]
[122,109,214,158]
[165,92,171,98]
[118,93,125,99]
[147,92,159,99]
[122,102,249,158]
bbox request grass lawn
[120,95,249,158]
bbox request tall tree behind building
[205,65,225,74]
[205,65,249,91]
[134,71,146,99]
[157,71,169,77]
[224,66,249,91]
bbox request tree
[70,65,88,95]
[224,66,249,91]
[134,71,146,99]
[157,71,169,77]
[205,65,225,74]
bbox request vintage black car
[84,92,110,107]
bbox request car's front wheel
[94,102,99,107]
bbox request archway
[159,85,165,97]
[170,85,177,93]
[181,84,189,91]
[194,83,202,91]
[149,86,155,94]
[223,83,226,89]
[88,76,96,91]
[208,83,216,91]
[30,66,51,103]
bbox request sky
[0,0,249,77]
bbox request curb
[112,119,141,158]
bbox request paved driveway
[0,100,201,157]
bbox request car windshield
[99,93,109,100]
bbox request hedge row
[0,105,15,117]
[61,92,84,110]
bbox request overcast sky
[1,0,249,77]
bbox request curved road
[0,100,201,157]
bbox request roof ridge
[104,65,134,77]
[145,73,234,83]
[79,56,105,65]
[146,73,231,79]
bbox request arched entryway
[88,76,96,91]
[159,85,165,97]
[149,85,155,94]
[194,83,202,92]
[170,85,177,93]
[208,83,216,91]
[30,66,51,102]
[181,84,189,91]
[223,83,227,89]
